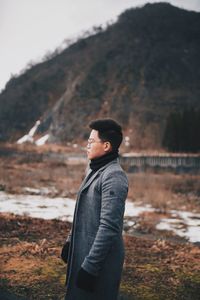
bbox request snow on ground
[0,191,200,243]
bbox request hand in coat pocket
[61,240,70,263]
[76,267,98,293]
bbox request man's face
[86,129,107,160]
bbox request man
[62,119,128,300]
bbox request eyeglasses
[87,139,103,146]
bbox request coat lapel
[80,158,118,193]
[79,170,100,193]
[78,168,93,192]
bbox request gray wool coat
[65,158,128,300]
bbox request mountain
[0,2,200,150]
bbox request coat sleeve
[81,170,128,276]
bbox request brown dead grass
[0,157,86,197]
[0,214,200,300]
[127,172,200,213]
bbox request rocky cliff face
[0,3,200,149]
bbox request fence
[120,153,200,173]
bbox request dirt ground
[0,143,200,299]
[1,213,200,300]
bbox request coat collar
[79,158,118,193]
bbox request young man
[63,119,128,300]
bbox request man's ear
[104,141,112,152]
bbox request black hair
[89,118,123,151]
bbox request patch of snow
[17,120,41,144]
[35,134,49,146]
[28,120,41,136]
[0,191,200,243]
[17,134,34,144]
[0,191,75,223]
[124,136,130,147]
[0,192,152,224]
[124,201,154,217]
[23,186,58,196]
[156,210,200,243]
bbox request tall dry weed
[127,173,200,212]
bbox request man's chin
[87,153,98,160]
[87,153,92,160]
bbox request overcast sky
[1,0,200,91]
